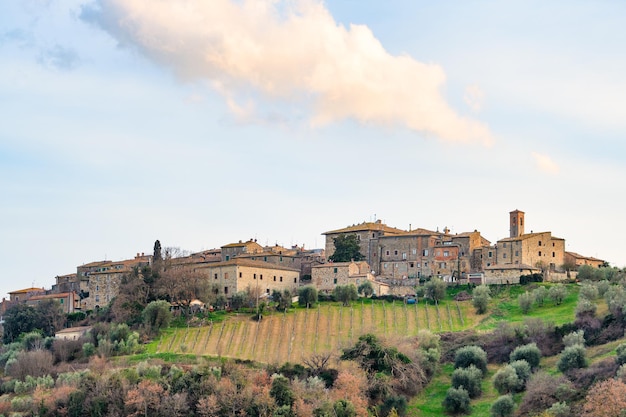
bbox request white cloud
[82,0,493,145]
[464,84,485,112]
[531,151,560,174]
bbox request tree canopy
[329,234,365,262]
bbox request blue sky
[2,0,625,298]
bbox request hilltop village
[2,210,605,314]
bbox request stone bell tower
[510,209,525,238]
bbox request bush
[442,386,470,415]
[509,360,531,390]
[520,273,543,285]
[579,283,599,300]
[142,300,172,335]
[563,330,585,348]
[490,395,514,417]
[549,284,568,305]
[517,372,575,416]
[472,285,491,314]
[548,401,571,417]
[532,286,549,306]
[454,345,487,375]
[595,280,611,297]
[6,349,54,380]
[451,365,482,398]
[298,286,318,308]
[424,278,446,302]
[575,297,597,318]
[557,344,587,373]
[518,291,533,314]
[510,343,541,370]
[616,343,626,366]
[378,395,407,417]
[492,365,519,395]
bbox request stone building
[26,292,80,314]
[564,251,605,269]
[235,244,325,278]
[323,220,405,267]
[311,261,375,293]
[196,258,300,298]
[493,210,565,271]
[221,240,264,261]
[80,254,152,310]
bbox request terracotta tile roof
[565,251,604,262]
[498,232,564,242]
[398,228,439,236]
[323,222,406,235]
[201,258,300,272]
[56,326,92,334]
[28,292,75,301]
[485,263,540,271]
[9,287,45,295]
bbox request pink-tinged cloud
[83,0,493,145]
[531,151,560,174]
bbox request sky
[2,0,626,299]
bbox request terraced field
[154,299,482,363]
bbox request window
[443,251,449,257]
[515,251,519,256]
[214,273,218,279]
[226,255,230,261]
[293,278,297,283]
[423,249,429,256]
[239,272,242,278]
[260,274,263,280]
[488,251,493,258]
[333,267,338,273]
[333,278,337,284]
[538,251,542,256]
[224,287,228,294]
[424,261,428,267]
[553,242,555,247]
[96,285,99,291]
[503,253,507,259]
[412,249,417,255]
[280,276,283,282]
[503,243,507,248]
[273,276,276,281]
[372,233,375,238]
[552,252,556,257]
[394,250,398,256]
[538,241,542,246]
[254,273,257,279]
[384,263,388,269]
[95,295,100,302]
[224,272,229,279]
[409,262,414,268]
[280,256,283,262]
[386,250,390,256]
[439,262,446,268]
[266,289,270,293]
[60,299,64,304]
[402,252,406,259]
[264,256,267,261]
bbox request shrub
[617,343,626,366]
[576,298,597,319]
[595,280,610,297]
[492,365,519,394]
[6,349,54,380]
[451,365,482,398]
[142,300,172,335]
[510,360,531,389]
[472,285,491,314]
[579,283,599,300]
[557,344,587,373]
[378,395,407,417]
[548,401,571,417]
[424,278,446,302]
[270,374,294,407]
[454,345,487,375]
[566,357,618,390]
[582,378,626,417]
[442,386,470,415]
[298,286,318,308]
[520,273,543,285]
[563,330,585,348]
[490,395,515,417]
[549,284,568,305]
[510,343,541,370]
[517,372,575,416]
[532,286,549,306]
[518,291,533,314]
